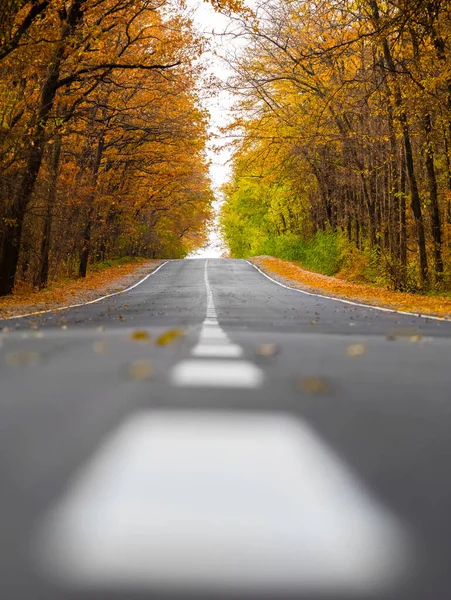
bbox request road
[1,258,451,600]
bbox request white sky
[186,0,243,257]
[190,0,238,188]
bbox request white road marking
[189,262,244,347]
[35,410,412,594]
[191,344,244,358]
[198,327,230,341]
[168,259,263,386]
[248,260,451,322]
[0,261,169,321]
[171,359,263,388]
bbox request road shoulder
[0,259,164,320]
[249,256,451,320]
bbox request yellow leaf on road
[156,329,184,346]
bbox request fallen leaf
[346,343,367,357]
[130,330,151,342]
[93,342,106,354]
[257,343,278,357]
[299,377,329,394]
[5,351,41,367]
[127,360,153,381]
[156,329,184,346]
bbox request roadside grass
[252,256,451,319]
[0,257,158,319]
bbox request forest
[220,0,451,292]
[0,0,240,297]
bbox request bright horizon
[186,0,241,258]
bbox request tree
[0,0,233,294]
[220,0,451,291]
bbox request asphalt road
[1,258,451,600]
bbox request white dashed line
[191,344,244,358]
[35,410,412,594]
[171,359,263,388]
[170,259,263,388]
[198,327,229,341]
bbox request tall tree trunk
[423,113,443,281]
[78,134,104,277]
[387,102,404,288]
[35,135,62,289]
[442,124,451,222]
[400,147,407,285]
[399,149,407,280]
[78,210,93,278]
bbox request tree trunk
[400,147,407,285]
[423,113,443,281]
[78,212,92,278]
[78,133,104,277]
[35,135,62,289]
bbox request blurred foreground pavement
[1,258,451,600]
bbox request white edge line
[0,261,169,322]
[247,260,451,323]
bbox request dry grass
[0,259,163,319]
[252,256,451,319]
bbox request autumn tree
[0,0,239,295]
[220,0,451,291]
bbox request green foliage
[257,231,342,276]
[220,167,343,275]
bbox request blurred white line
[199,328,230,341]
[35,411,412,594]
[191,344,243,358]
[171,360,263,388]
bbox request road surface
[1,258,451,600]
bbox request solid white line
[0,261,169,321]
[247,260,451,323]
[171,360,263,388]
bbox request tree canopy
[0,0,237,295]
[220,0,451,291]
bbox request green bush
[255,230,342,276]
